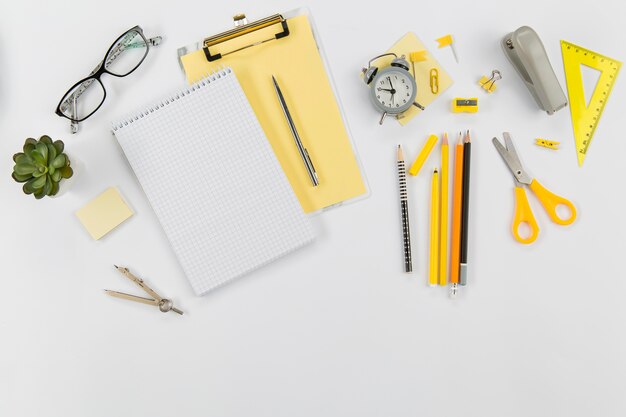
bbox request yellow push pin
[435,34,459,63]
[479,70,502,93]
[409,50,428,78]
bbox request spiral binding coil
[112,67,231,131]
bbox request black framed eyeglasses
[55,25,161,132]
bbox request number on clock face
[375,71,414,110]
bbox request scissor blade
[492,136,519,173]
[492,134,530,185]
[105,290,158,306]
[502,132,524,169]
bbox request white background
[1,0,625,416]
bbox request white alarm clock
[361,53,425,125]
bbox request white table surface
[2,0,625,415]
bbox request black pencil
[459,130,471,286]
[397,145,412,273]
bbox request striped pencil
[397,145,412,273]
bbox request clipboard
[177,8,369,214]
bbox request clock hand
[385,77,397,105]
[377,87,393,92]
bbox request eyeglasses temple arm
[61,34,162,113]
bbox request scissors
[492,132,577,244]
[105,265,183,315]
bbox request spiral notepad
[112,68,315,295]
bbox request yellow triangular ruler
[561,40,621,166]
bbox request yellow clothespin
[535,138,560,150]
[452,98,478,113]
[409,50,428,78]
[479,70,502,93]
[436,34,458,63]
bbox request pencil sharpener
[452,98,478,113]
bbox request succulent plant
[12,135,73,199]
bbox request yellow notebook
[179,12,367,214]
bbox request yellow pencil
[429,168,440,286]
[439,134,449,286]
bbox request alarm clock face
[370,67,417,114]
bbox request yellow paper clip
[409,50,428,78]
[452,98,478,113]
[535,138,560,150]
[430,68,439,94]
[479,69,501,93]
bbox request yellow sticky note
[76,187,133,240]
[436,34,454,48]
[384,33,453,126]
[179,15,367,213]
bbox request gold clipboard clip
[203,13,290,62]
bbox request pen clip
[303,148,319,186]
[304,148,316,173]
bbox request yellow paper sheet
[75,187,133,240]
[180,14,366,213]
[384,32,453,125]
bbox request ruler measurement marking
[562,41,622,165]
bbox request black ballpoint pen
[271,75,319,187]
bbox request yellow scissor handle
[512,186,540,244]
[529,179,577,226]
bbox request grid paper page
[112,69,315,295]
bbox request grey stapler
[502,26,567,115]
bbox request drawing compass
[105,265,183,315]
